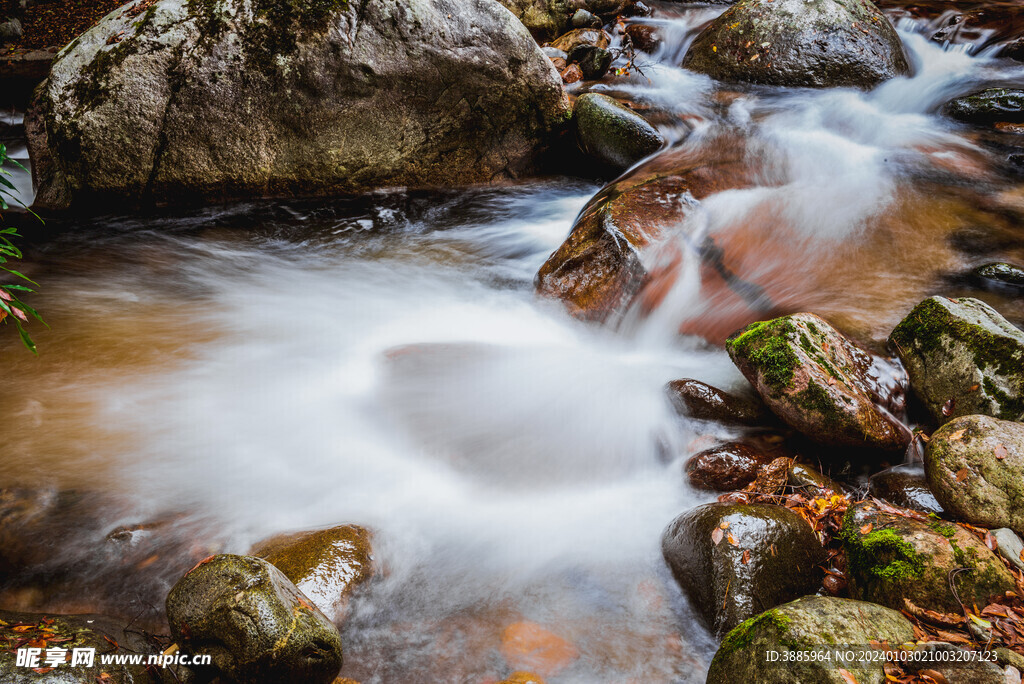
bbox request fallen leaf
[711,528,724,545]
[948,428,967,441]
[956,468,970,483]
[727,532,739,546]
[720,522,730,529]
[839,668,859,684]
[996,444,1008,460]
[919,669,948,684]
[860,523,874,535]
[942,399,956,417]
[741,549,751,564]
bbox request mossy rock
[707,596,915,684]
[495,0,579,41]
[925,414,1024,535]
[28,0,570,211]
[166,554,343,684]
[251,524,374,618]
[841,501,1014,614]
[661,502,826,635]
[972,262,1024,291]
[868,463,945,515]
[0,610,181,683]
[946,89,1024,124]
[888,296,1024,425]
[727,313,909,450]
[682,0,910,89]
[573,93,664,171]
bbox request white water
[2,5,1024,683]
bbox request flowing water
[1,3,1024,682]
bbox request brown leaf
[720,522,730,529]
[919,669,948,684]
[948,428,967,441]
[711,528,724,545]
[741,549,751,564]
[727,532,739,546]
[996,444,1008,460]
[942,399,956,417]
[956,468,970,483]
[838,668,859,684]
[860,523,873,535]
[969,383,980,392]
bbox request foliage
[0,143,46,353]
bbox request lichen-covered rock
[28,0,570,211]
[251,525,374,618]
[573,93,663,171]
[661,502,825,635]
[665,378,769,426]
[0,610,182,683]
[166,554,343,684]
[889,296,1024,424]
[682,0,910,89]
[685,443,773,491]
[925,414,1024,535]
[946,89,1024,124]
[707,596,915,684]
[868,463,944,515]
[841,501,1014,614]
[727,313,909,450]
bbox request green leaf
[16,322,36,354]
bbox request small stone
[787,463,847,498]
[686,443,773,491]
[624,23,661,53]
[992,528,1024,571]
[571,9,601,28]
[549,28,611,53]
[665,378,768,426]
[567,44,612,80]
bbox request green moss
[982,377,1024,421]
[728,318,801,394]
[71,41,134,114]
[718,608,791,656]
[842,513,924,584]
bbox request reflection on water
[0,4,1022,682]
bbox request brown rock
[686,443,774,491]
[549,28,611,52]
[666,378,768,426]
[251,525,374,618]
[624,23,661,53]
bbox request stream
[1,2,1024,682]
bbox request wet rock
[549,27,610,52]
[624,23,661,53]
[682,0,910,89]
[28,0,570,211]
[972,262,1024,291]
[889,296,1024,424]
[685,443,773,491]
[622,0,653,17]
[571,9,601,28]
[727,313,909,451]
[535,137,753,325]
[925,414,1024,535]
[560,63,583,84]
[499,622,578,679]
[661,502,825,635]
[707,596,915,684]
[788,463,847,497]
[665,378,768,426]
[992,528,1024,571]
[947,89,1024,124]
[841,501,1014,614]
[573,93,663,170]
[250,525,374,618]
[567,44,612,80]
[0,610,180,683]
[868,463,945,515]
[166,554,343,684]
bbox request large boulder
[681,0,910,89]
[726,313,909,450]
[707,596,915,684]
[841,501,1014,614]
[889,296,1024,425]
[27,0,570,211]
[166,554,343,684]
[925,414,1024,535]
[250,524,374,618]
[0,610,182,683]
[661,502,825,635]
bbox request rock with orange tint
[250,525,374,619]
[500,621,579,678]
[535,138,753,325]
[727,313,910,451]
[500,672,547,684]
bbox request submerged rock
[868,463,944,515]
[707,596,915,684]
[251,524,374,618]
[665,378,768,426]
[889,296,1024,424]
[661,502,825,635]
[682,0,910,89]
[166,554,343,684]
[685,443,773,491]
[841,501,1014,614]
[946,89,1024,124]
[573,93,664,171]
[28,0,570,211]
[972,262,1024,291]
[499,622,578,678]
[727,313,909,450]
[925,414,1024,535]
